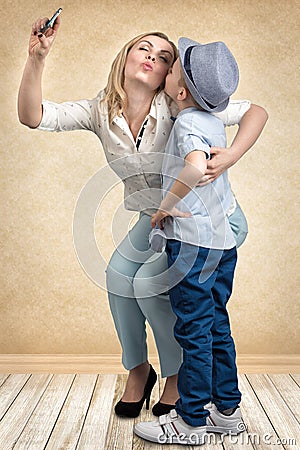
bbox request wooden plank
[45,374,97,450]
[221,434,252,450]
[0,374,10,388]
[76,374,117,449]
[0,374,53,449]
[290,374,300,386]
[105,374,136,449]
[13,374,75,450]
[246,374,299,449]
[0,374,31,421]
[238,374,285,449]
[0,372,297,449]
[268,374,300,423]
[158,374,164,400]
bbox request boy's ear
[177,86,188,101]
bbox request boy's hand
[151,207,191,229]
[197,146,235,185]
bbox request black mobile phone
[39,8,62,34]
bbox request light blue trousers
[106,203,248,377]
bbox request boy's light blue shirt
[151,107,236,251]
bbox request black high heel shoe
[152,401,175,416]
[114,365,157,418]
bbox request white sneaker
[134,409,207,445]
[206,403,246,435]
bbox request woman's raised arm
[18,15,61,128]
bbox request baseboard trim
[0,354,299,374]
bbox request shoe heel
[114,364,157,418]
[146,392,151,410]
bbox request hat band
[184,46,196,84]
[184,46,218,110]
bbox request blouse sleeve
[213,99,251,127]
[37,98,98,132]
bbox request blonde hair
[101,32,178,123]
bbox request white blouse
[38,90,250,212]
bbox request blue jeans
[166,239,241,427]
[106,202,247,377]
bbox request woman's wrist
[159,201,171,213]
[228,143,244,166]
[27,54,46,71]
[160,197,175,213]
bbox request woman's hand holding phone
[18,9,62,128]
[29,9,62,60]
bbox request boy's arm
[199,104,268,184]
[151,151,207,229]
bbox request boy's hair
[179,74,188,89]
[178,64,204,110]
[101,32,178,123]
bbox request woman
[18,15,268,418]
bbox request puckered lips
[142,62,153,71]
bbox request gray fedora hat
[178,37,239,112]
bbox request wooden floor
[0,373,299,449]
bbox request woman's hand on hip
[197,146,235,185]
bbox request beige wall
[1,0,299,356]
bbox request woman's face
[124,35,175,91]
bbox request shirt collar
[149,91,166,120]
[112,91,164,129]
[177,106,200,118]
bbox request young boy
[134,38,246,445]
